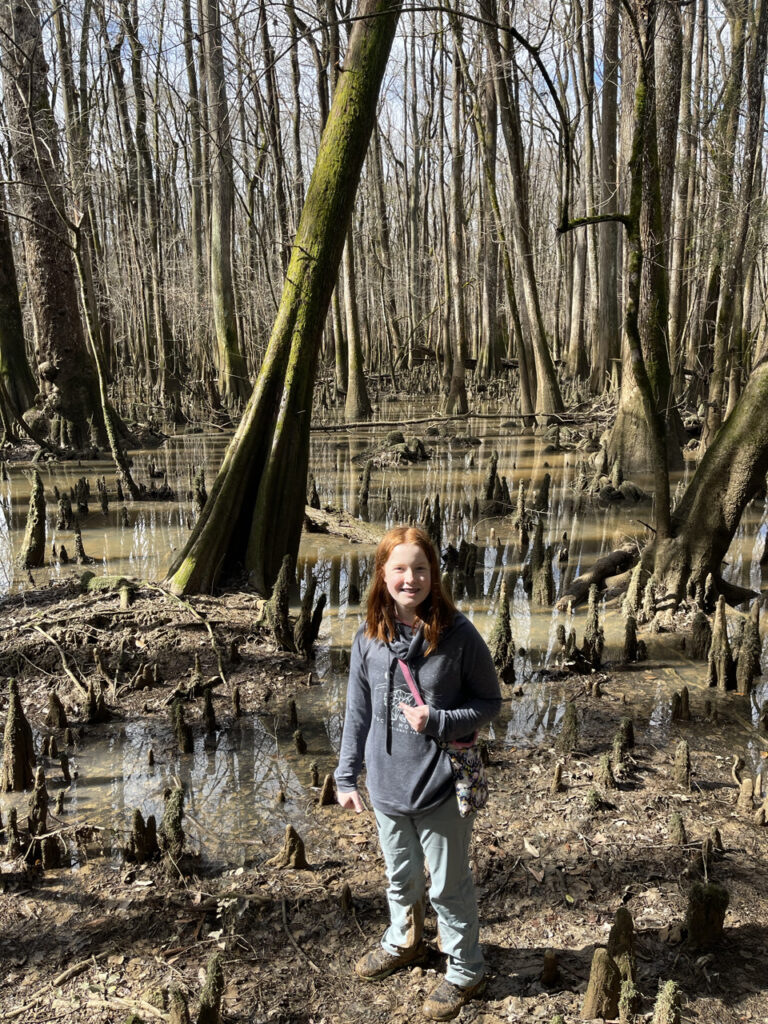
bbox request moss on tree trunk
[165,0,403,596]
[650,359,768,603]
[0,0,103,448]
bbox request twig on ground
[149,584,229,689]
[281,899,321,973]
[27,624,89,693]
[4,953,111,1020]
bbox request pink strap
[399,658,477,749]
[398,659,424,706]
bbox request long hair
[365,525,456,654]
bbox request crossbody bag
[397,659,488,817]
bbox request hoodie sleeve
[334,627,372,792]
[424,617,502,742]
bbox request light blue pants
[374,795,485,986]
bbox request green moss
[197,952,225,1024]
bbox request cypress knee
[168,987,191,1024]
[581,947,620,1020]
[488,578,515,684]
[557,703,579,754]
[18,470,46,569]
[267,824,309,869]
[685,882,729,949]
[581,585,604,668]
[264,554,294,651]
[1,679,35,791]
[159,784,185,862]
[690,611,712,659]
[673,739,691,789]
[45,690,68,730]
[197,952,225,1024]
[707,596,736,690]
[652,980,681,1024]
[318,774,336,806]
[736,602,761,695]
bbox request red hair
[365,525,456,654]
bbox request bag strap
[398,658,477,748]
[398,659,424,706]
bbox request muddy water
[1,400,767,862]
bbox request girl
[335,526,501,1021]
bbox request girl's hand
[398,702,430,733]
[338,789,364,813]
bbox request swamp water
[1,399,767,863]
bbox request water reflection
[1,403,767,861]
[0,707,345,867]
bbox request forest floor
[0,582,766,1024]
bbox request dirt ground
[0,582,767,1024]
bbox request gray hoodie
[334,612,502,815]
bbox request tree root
[150,585,230,690]
[714,575,759,607]
[281,898,321,973]
[28,624,89,693]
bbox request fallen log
[303,505,383,544]
[557,545,638,609]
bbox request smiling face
[383,542,432,624]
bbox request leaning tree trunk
[165,0,403,596]
[650,358,768,604]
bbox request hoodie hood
[387,622,428,662]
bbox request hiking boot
[354,942,428,981]
[422,976,487,1021]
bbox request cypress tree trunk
[165,0,403,596]
[203,0,251,407]
[477,64,499,380]
[667,1,697,371]
[53,0,112,381]
[182,0,205,299]
[258,0,291,272]
[370,125,403,376]
[445,31,469,414]
[593,0,620,392]
[689,6,744,408]
[0,191,36,421]
[702,0,768,448]
[651,358,768,603]
[0,0,101,448]
[607,0,681,489]
[406,9,424,364]
[567,221,588,379]
[343,226,373,421]
[479,0,564,416]
[457,38,534,418]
